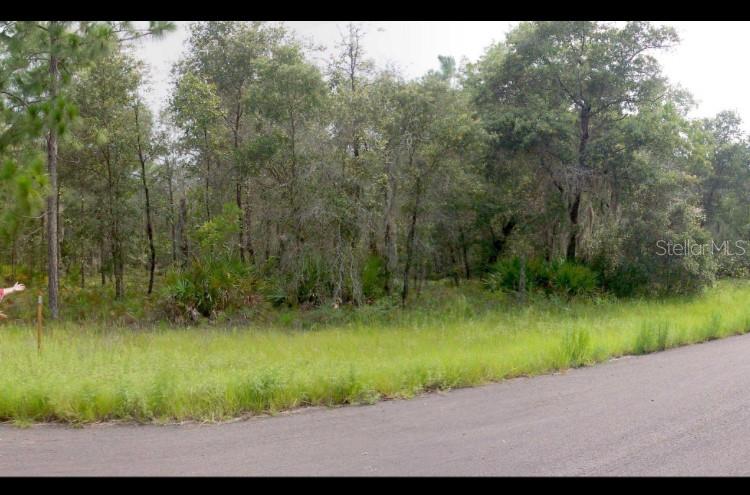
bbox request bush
[483,257,599,297]
[294,253,334,305]
[361,254,387,300]
[593,201,717,297]
[482,257,523,292]
[551,261,598,296]
[158,202,267,321]
[160,257,264,321]
[262,251,382,308]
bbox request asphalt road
[4,333,750,476]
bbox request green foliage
[482,258,523,292]
[553,262,598,296]
[634,322,670,354]
[595,202,717,297]
[557,328,592,368]
[484,257,599,297]
[0,20,747,325]
[293,253,334,306]
[161,255,262,320]
[5,280,750,424]
[699,313,723,342]
[361,254,387,300]
[195,203,241,255]
[0,154,47,241]
[159,201,265,320]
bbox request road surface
[4,333,750,476]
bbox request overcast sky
[133,21,750,128]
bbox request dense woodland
[1,20,749,322]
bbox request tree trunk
[233,99,249,263]
[459,226,471,279]
[566,191,582,261]
[135,103,156,295]
[288,111,302,251]
[166,158,177,264]
[264,219,271,263]
[579,106,591,166]
[46,36,60,319]
[57,182,62,272]
[203,127,212,222]
[401,171,423,306]
[236,181,245,261]
[113,241,123,299]
[488,218,516,265]
[105,152,123,300]
[568,104,591,262]
[277,222,286,263]
[518,252,527,303]
[177,197,189,268]
[79,196,85,288]
[702,181,719,228]
[244,194,254,262]
[383,147,398,295]
[449,245,460,287]
[100,238,106,286]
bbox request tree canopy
[1,20,747,321]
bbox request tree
[397,68,486,304]
[169,71,224,223]
[471,21,678,262]
[326,22,377,303]
[175,21,287,264]
[0,21,174,317]
[249,39,329,302]
[134,100,156,294]
[61,49,148,299]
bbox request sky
[132,21,750,128]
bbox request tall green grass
[2,280,750,424]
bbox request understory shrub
[483,257,599,297]
[593,201,717,297]
[160,202,265,321]
[361,254,387,300]
[161,256,264,320]
[294,252,335,305]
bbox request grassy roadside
[2,280,750,424]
